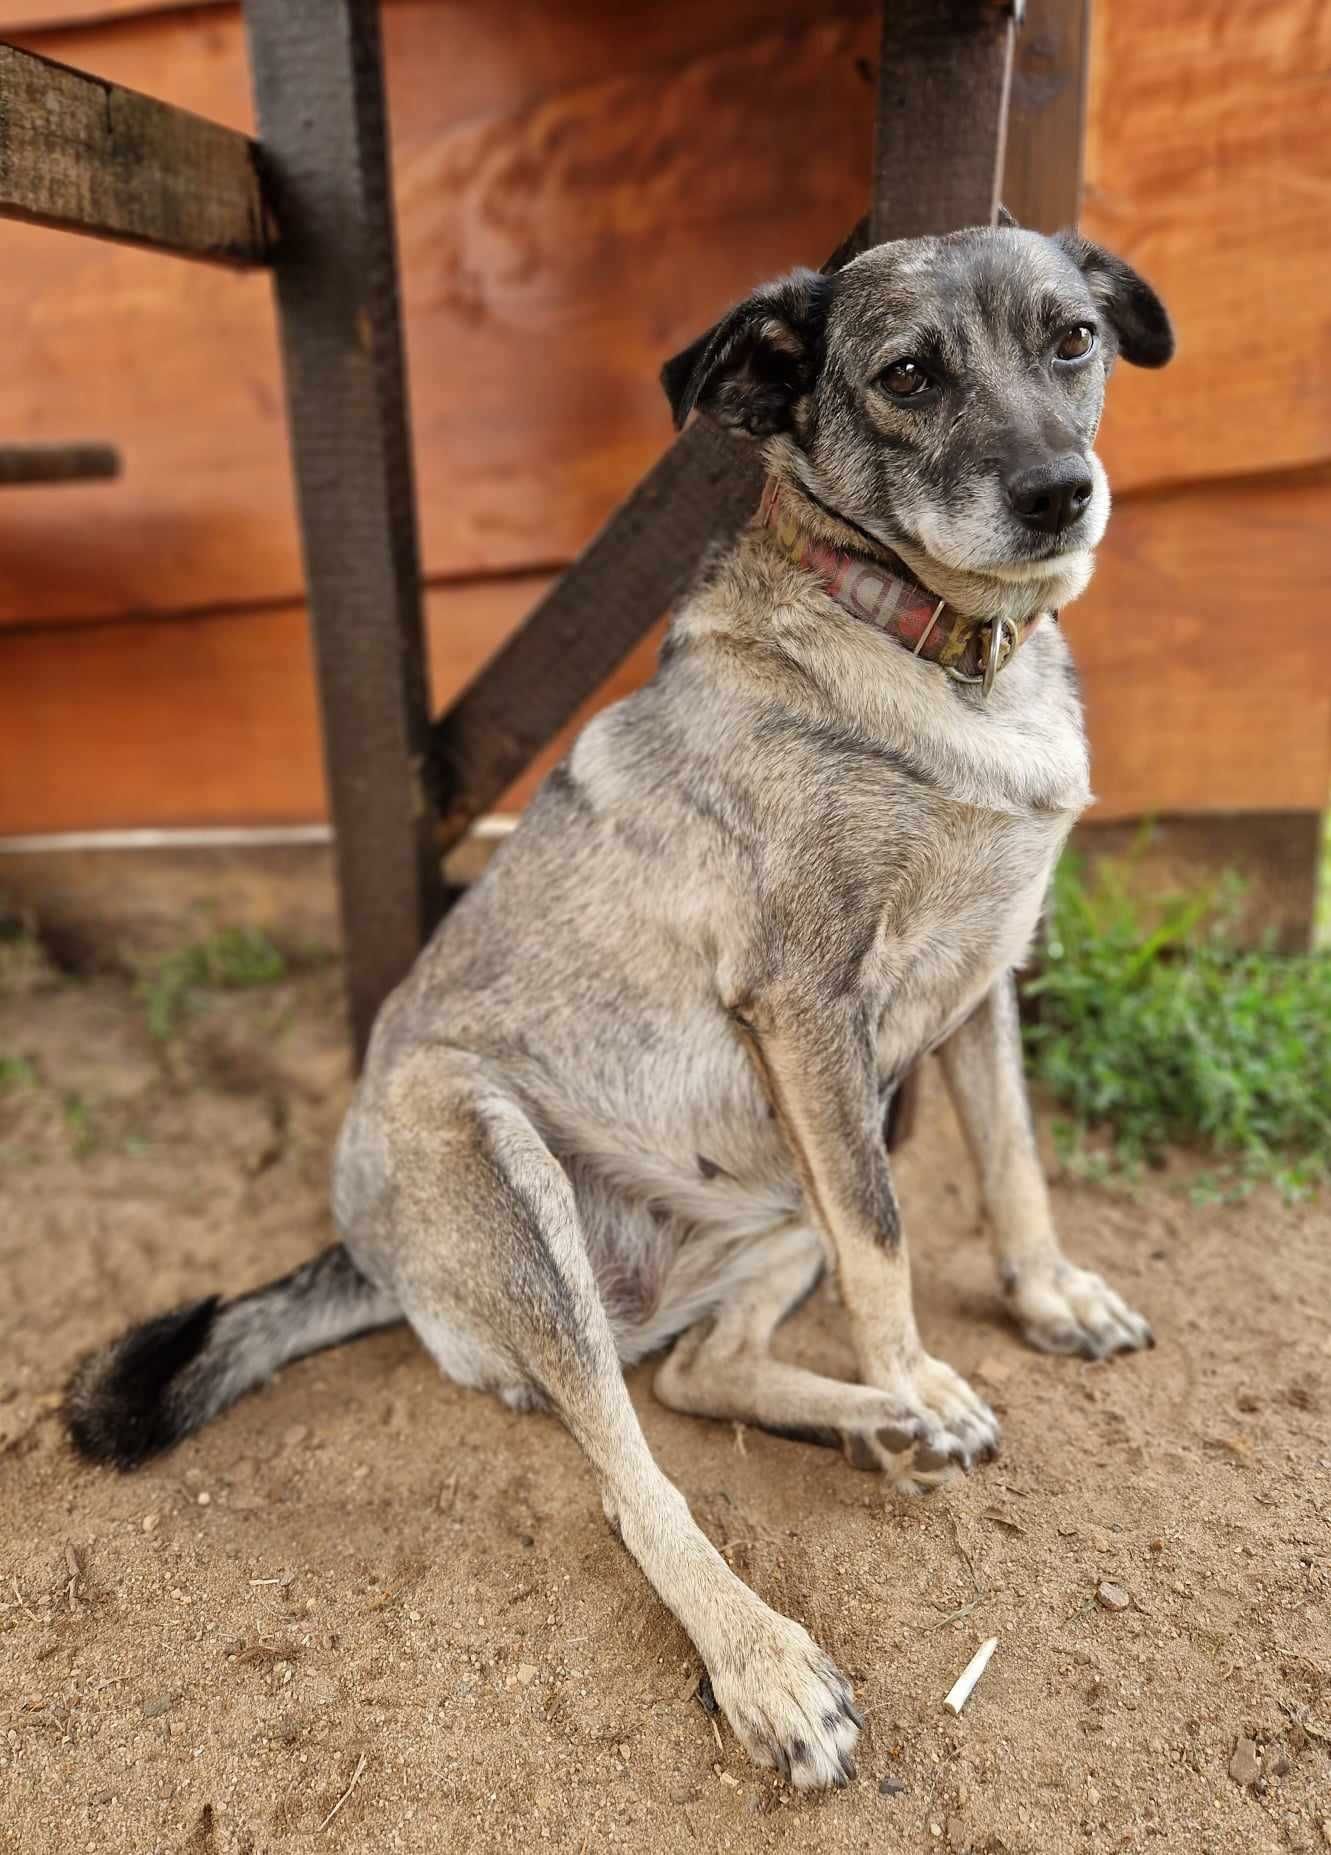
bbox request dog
[67,222,1173,1789]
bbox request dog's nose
[1005,458,1094,535]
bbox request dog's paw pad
[711,1621,861,1790]
[840,1361,1000,1491]
[1014,1264,1153,1360]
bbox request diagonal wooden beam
[0,41,272,266]
[431,420,761,847]
[428,220,870,850]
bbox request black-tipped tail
[64,1244,400,1470]
[66,1297,221,1468]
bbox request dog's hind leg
[938,975,1154,1358]
[654,1223,967,1491]
[358,1058,861,1788]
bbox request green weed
[139,926,287,1041]
[0,1054,37,1091]
[62,1091,96,1158]
[1022,856,1331,1201]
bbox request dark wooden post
[873,0,1018,241]
[243,0,443,1064]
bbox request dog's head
[662,226,1173,615]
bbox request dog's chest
[856,798,1067,1071]
[800,640,1088,1063]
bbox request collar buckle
[946,615,1019,698]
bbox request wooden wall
[0,0,1328,836]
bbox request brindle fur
[67,225,1172,1790]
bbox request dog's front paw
[850,1355,1000,1493]
[710,1613,861,1789]
[1009,1260,1153,1359]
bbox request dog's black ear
[1055,231,1174,368]
[660,269,830,435]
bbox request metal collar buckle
[946,615,1019,698]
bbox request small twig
[926,1596,986,1632]
[11,1579,39,1622]
[732,1424,748,1457]
[947,1509,982,1595]
[319,1753,367,1833]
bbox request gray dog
[69,223,1173,1788]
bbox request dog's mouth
[984,549,1086,584]
[902,455,1111,589]
[984,524,1094,578]
[907,520,1095,584]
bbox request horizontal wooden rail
[0,41,272,265]
[0,442,119,484]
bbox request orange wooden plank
[3,0,1323,633]
[3,469,1327,837]
[1083,0,1331,495]
[0,571,664,833]
[0,1,226,27]
[1067,467,1331,821]
[0,1,878,627]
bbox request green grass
[62,1090,96,1158]
[1022,855,1331,1201]
[139,926,287,1040]
[1317,809,1331,953]
[0,1054,38,1091]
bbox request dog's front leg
[732,981,998,1487]
[938,974,1153,1357]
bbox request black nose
[1005,457,1094,535]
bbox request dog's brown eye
[880,360,932,398]
[1056,324,1096,361]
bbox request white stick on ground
[943,1636,999,1715]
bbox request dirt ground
[2,953,1329,1855]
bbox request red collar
[758,480,1043,694]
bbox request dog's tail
[64,1244,400,1469]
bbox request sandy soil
[2,954,1329,1855]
